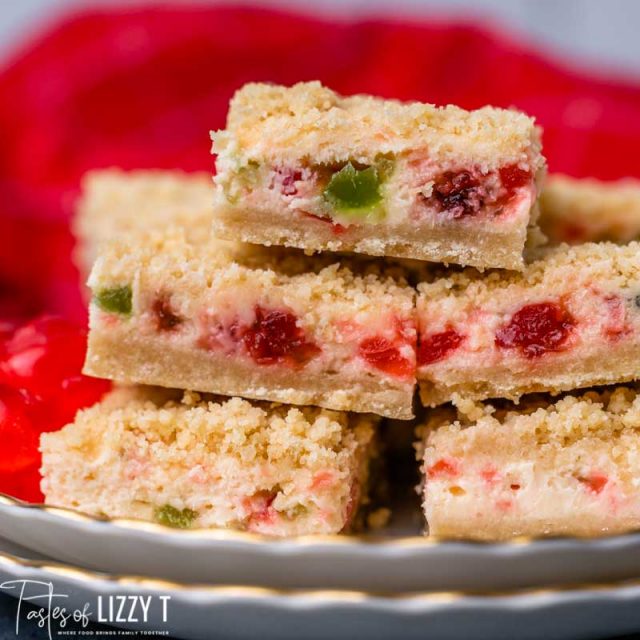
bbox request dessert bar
[84,229,417,419]
[211,81,545,270]
[41,387,378,535]
[74,169,214,274]
[418,387,640,539]
[539,174,640,245]
[417,242,640,406]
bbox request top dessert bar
[74,169,214,275]
[539,174,640,245]
[418,386,640,539]
[416,241,640,406]
[84,229,417,419]
[211,81,546,270]
[41,386,378,536]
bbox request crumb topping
[212,81,543,168]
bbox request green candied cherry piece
[154,505,198,529]
[324,162,383,212]
[94,285,132,315]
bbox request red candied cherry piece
[245,490,278,526]
[152,296,183,332]
[242,306,320,366]
[427,458,460,479]
[271,167,303,196]
[301,211,348,235]
[417,329,464,366]
[603,294,631,340]
[578,473,608,494]
[359,336,414,378]
[432,170,482,218]
[2,315,87,398]
[495,302,574,358]
[0,385,40,474]
[0,462,44,503]
[499,164,532,193]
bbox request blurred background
[1,0,640,324]
[4,0,640,75]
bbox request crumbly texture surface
[85,229,417,419]
[540,174,640,245]
[419,387,640,540]
[417,241,640,405]
[41,387,377,536]
[213,81,541,166]
[73,169,214,275]
[211,82,545,269]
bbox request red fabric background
[1,5,640,322]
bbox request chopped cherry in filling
[427,457,460,479]
[495,302,574,358]
[578,473,608,494]
[301,211,348,235]
[431,170,483,219]
[271,167,304,196]
[499,164,532,194]
[603,294,631,340]
[245,489,278,526]
[152,296,183,332]
[422,164,531,220]
[242,306,320,366]
[358,336,414,379]
[417,329,464,366]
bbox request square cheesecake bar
[41,387,378,535]
[418,387,640,539]
[73,169,214,275]
[539,174,640,245]
[84,229,417,419]
[417,242,640,406]
[211,81,545,270]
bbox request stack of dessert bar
[41,82,640,540]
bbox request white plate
[3,494,640,593]
[1,535,640,640]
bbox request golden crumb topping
[418,241,640,304]
[211,81,543,168]
[88,227,414,312]
[44,387,375,468]
[425,386,640,451]
[74,169,214,272]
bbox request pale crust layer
[86,330,413,419]
[419,387,640,540]
[211,197,533,270]
[41,387,377,535]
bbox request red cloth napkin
[1,5,639,321]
